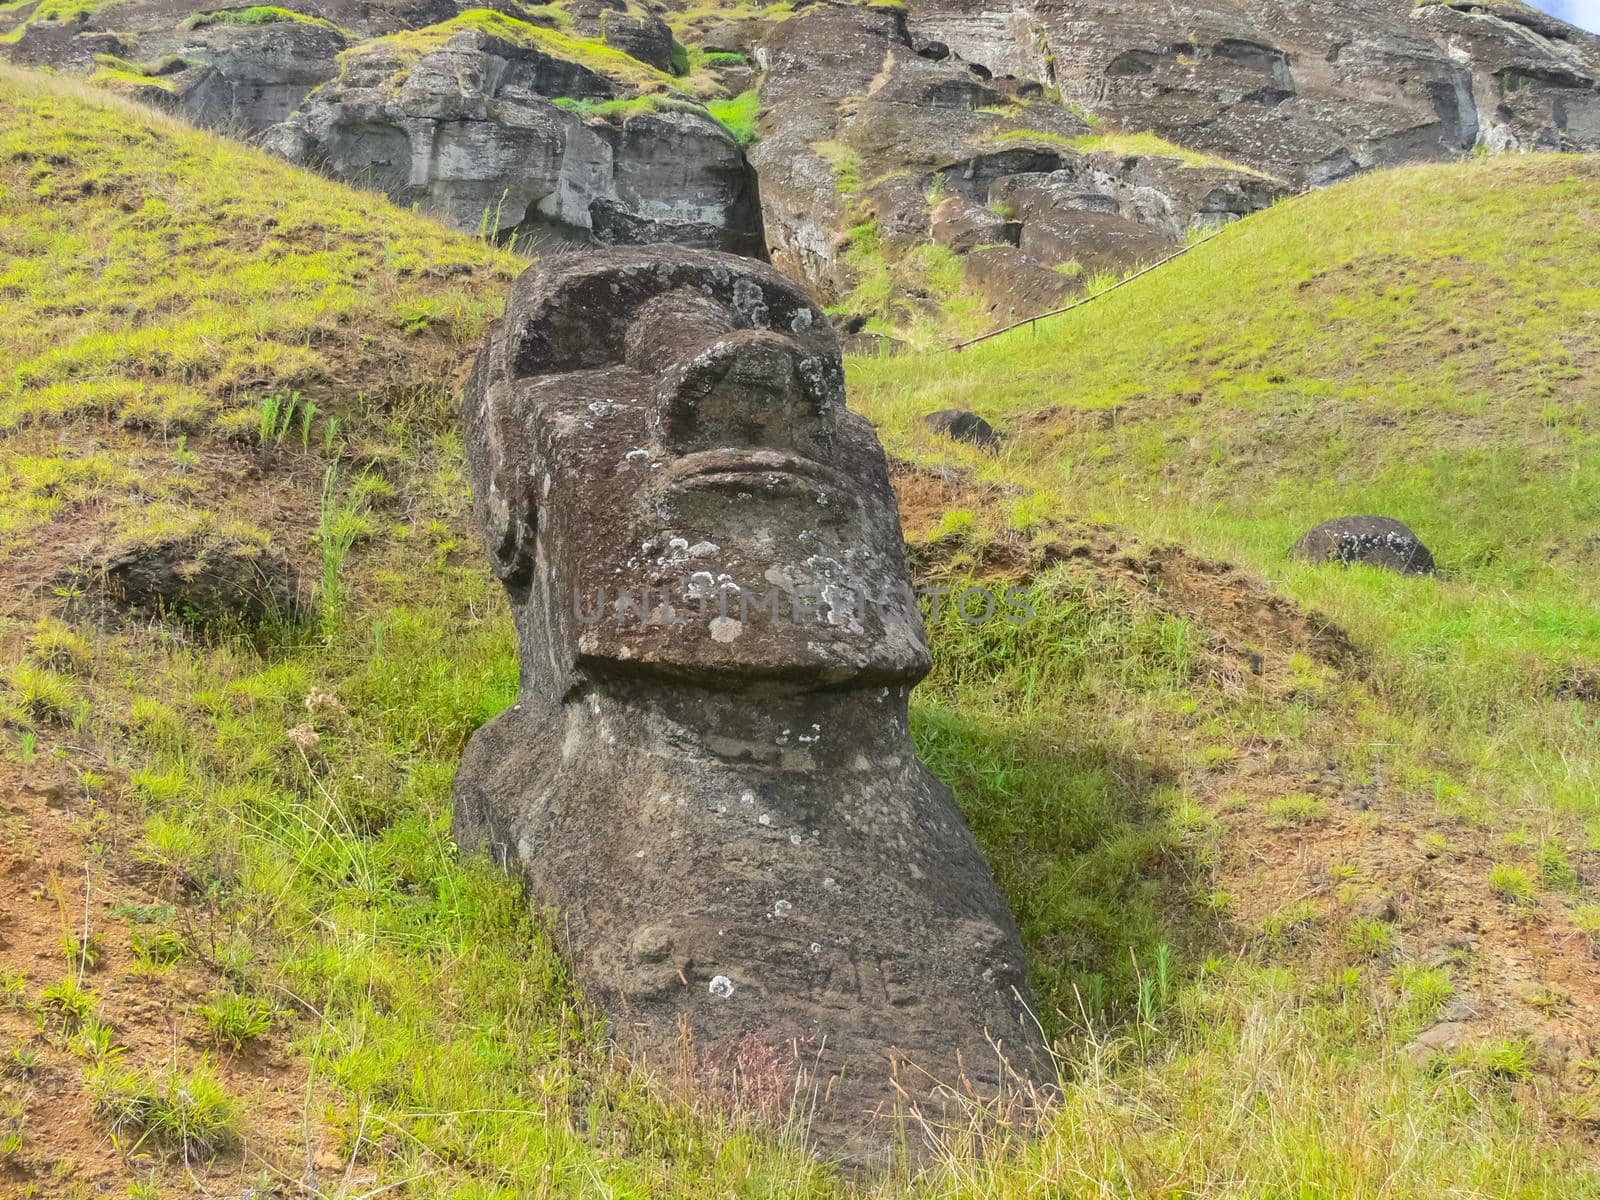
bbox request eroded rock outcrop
[96,534,305,629]
[1,0,449,133]
[0,2,767,254]
[1414,1,1600,153]
[262,15,764,251]
[739,0,1597,327]
[751,2,1282,326]
[908,0,1600,188]
[453,245,1041,1161]
[167,15,351,132]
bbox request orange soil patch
[0,432,333,1195]
[0,759,317,1197]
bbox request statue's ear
[481,483,535,586]
[465,337,536,587]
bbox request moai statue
[454,245,1041,1163]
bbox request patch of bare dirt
[893,461,1356,677]
[0,433,333,1195]
[0,759,316,1197]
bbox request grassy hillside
[0,67,1598,1198]
[856,155,1600,821]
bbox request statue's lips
[659,449,842,493]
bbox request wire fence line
[943,229,1226,354]
[943,186,1313,355]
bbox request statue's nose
[657,331,835,460]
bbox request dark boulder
[1292,517,1435,576]
[99,536,305,629]
[924,408,1000,449]
[930,194,1019,253]
[599,10,678,74]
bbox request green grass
[812,138,861,194]
[706,86,759,145]
[1266,792,1328,827]
[355,9,681,94]
[977,128,1273,180]
[182,5,341,30]
[829,221,989,338]
[1068,130,1276,177]
[4,660,78,720]
[853,154,1600,837]
[552,91,710,124]
[0,0,118,43]
[3,67,1600,1198]
[87,63,177,93]
[1489,862,1539,905]
[86,1058,240,1158]
[0,67,513,450]
[195,992,274,1050]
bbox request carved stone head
[464,246,930,693]
[456,249,1040,1161]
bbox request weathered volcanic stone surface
[453,245,1040,1162]
[963,243,1076,323]
[1292,516,1436,575]
[262,29,764,251]
[909,0,1600,188]
[930,194,1019,253]
[735,0,1598,324]
[166,18,350,133]
[1413,1,1600,153]
[751,2,1281,322]
[0,0,451,126]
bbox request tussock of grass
[196,992,274,1049]
[87,53,197,95]
[4,661,78,720]
[182,6,341,31]
[86,1058,240,1158]
[552,91,710,124]
[706,86,759,145]
[358,9,680,92]
[812,138,862,194]
[1070,130,1276,177]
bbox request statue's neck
[554,677,920,773]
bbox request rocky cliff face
[4,0,1596,325]
[908,0,1600,186]
[751,3,1283,330]
[1,1,765,252]
[261,16,764,252]
[741,0,1599,330]
[1,0,452,132]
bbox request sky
[1534,0,1600,32]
